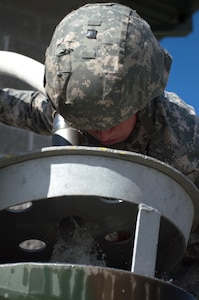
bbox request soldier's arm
[0,88,54,135]
[158,92,199,190]
[185,115,199,190]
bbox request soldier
[0,3,198,191]
[0,4,199,295]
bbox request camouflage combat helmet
[44,3,172,130]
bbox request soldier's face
[87,114,137,145]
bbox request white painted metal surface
[131,204,161,276]
[0,147,198,275]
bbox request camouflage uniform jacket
[0,88,198,189]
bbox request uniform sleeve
[0,88,54,135]
[150,92,199,190]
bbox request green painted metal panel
[0,263,195,299]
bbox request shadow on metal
[0,147,198,272]
[0,147,198,299]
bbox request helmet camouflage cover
[44,3,172,130]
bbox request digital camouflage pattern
[85,91,199,189]
[0,87,199,299]
[0,88,198,190]
[0,88,54,135]
[44,3,172,130]
[0,3,198,297]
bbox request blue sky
[160,10,199,115]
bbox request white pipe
[0,51,82,145]
[0,51,46,95]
